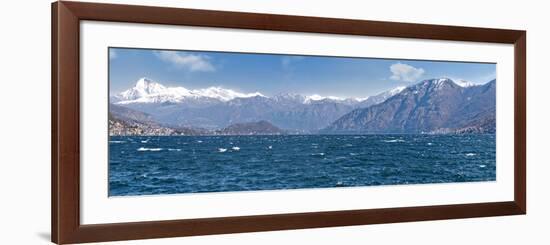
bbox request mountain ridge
[111,77,412,131]
[114,77,265,104]
[110,77,494,133]
[323,78,496,134]
[113,77,404,105]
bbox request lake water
[108,134,496,196]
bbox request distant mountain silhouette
[217,120,285,135]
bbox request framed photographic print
[52,1,526,244]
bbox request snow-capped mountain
[115,77,265,104]
[115,78,387,105]
[111,77,424,131]
[324,78,496,134]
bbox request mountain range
[323,78,496,134]
[109,77,495,135]
[111,77,404,131]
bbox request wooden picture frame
[52,1,526,244]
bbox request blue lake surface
[108,134,496,196]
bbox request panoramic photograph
[108,47,496,197]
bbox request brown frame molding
[52,1,526,244]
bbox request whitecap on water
[232,146,240,151]
[427,142,433,146]
[137,147,162,152]
[197,140,203,143]
[479,164,486,168]
[168,148,181,151]
[465,153,476,157]
[141,140,149,143]
[349,153,358,156]
[268,145,273,149]
[311,153,325,156]
[109,140,125,144]
[218,148,227,153]
[384,139,405,143]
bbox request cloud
[389,63,425,82]
[155,51,215,72]
[109,49,117,59]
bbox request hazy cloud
[389,63,425,82]
[155,51,215,72]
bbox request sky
[109,47,496,98]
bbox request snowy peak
[455,79,476,87]
[304,94,347,103]
[119,77,170,101]
[424,78,454,86]
[135,77,162,91]
[418,78,478,88]
[194,87,265,102]
[117,78,192,104]
[116,77,265,104]
[409,78,461,92]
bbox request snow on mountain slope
[355,86,406,108]
[455,79,476,87]
[116,77,265,104]
[304,94,346,103]
[388,86,406,95]
[193,87,264,102]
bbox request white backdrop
[81,20,514,224]
[0,0,547,244]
